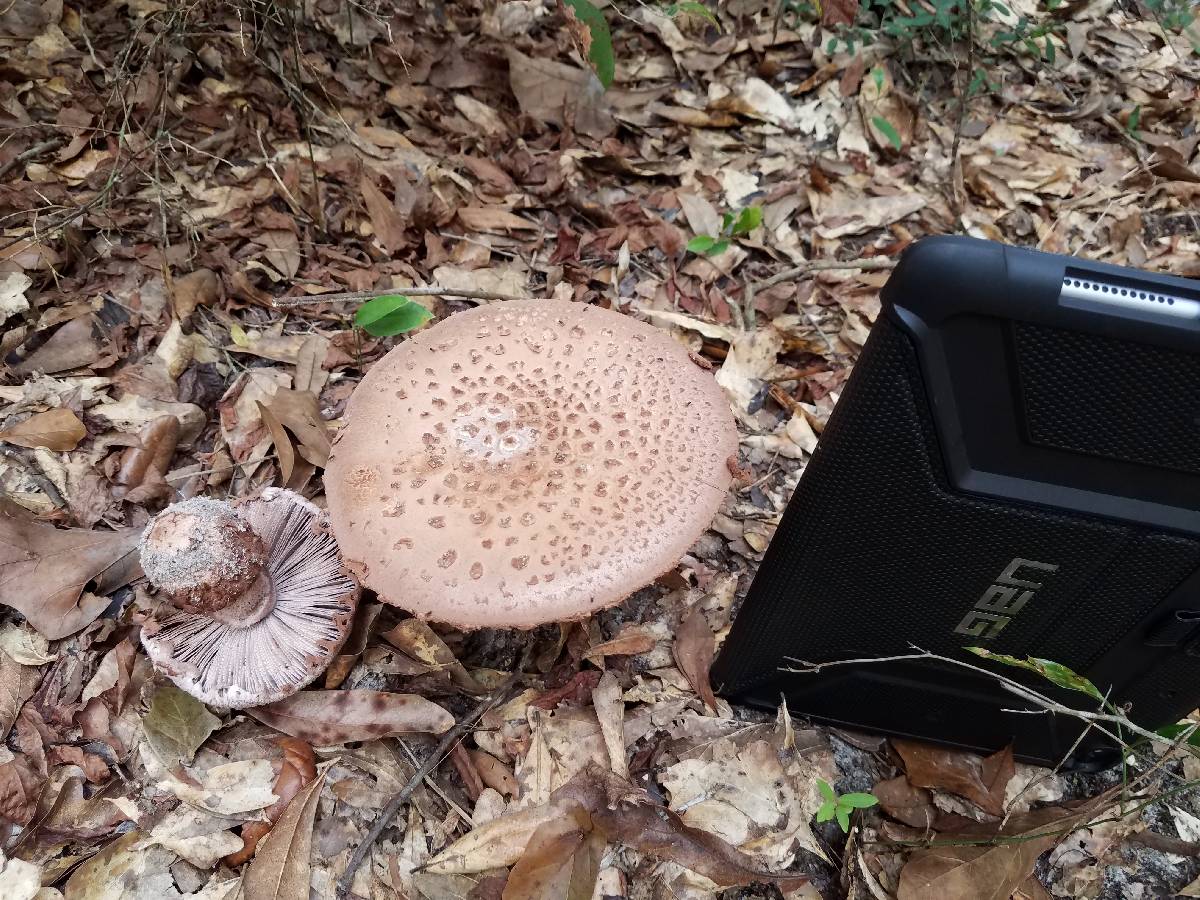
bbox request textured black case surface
[713,237,1200,766]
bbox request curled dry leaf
[0,408,86,451]
[872,775,938,830]
[0,651,43,741]
[583,625,657,664]
[894,739,1015,818]
[673,603,718,711]
[247,689,454,745]
[243,764,331,900]
[0,509,142,639]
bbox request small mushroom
[139,488,358,708]
[324,299,738,628]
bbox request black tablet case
[712,236,1200,767]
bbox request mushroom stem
[206,569,276,627]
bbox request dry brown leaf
[382,619,479,691]
[0,408,86,451]
[502,802,602,900]
[247,689,453,744]
[361,174,408,253]
[457,207,537,233]
[505,48,615,139]
[244,764,330,900]
[894,740,1015,817]
[262,388,330,468]
[584,625,657,664]
[257,400,298,485]
[12,316,102,376]
[0,510,142,639]
[896,801,1105,900]
[591,671,627,779]
[673,604,717,711]
[0,754,43,827]
[226,737,317,867]
[172,267,221,318]
[470,749,519,798]
[1,650,42,741]
[424,801,564,874]
[873,775,938,829]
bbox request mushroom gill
[140,489,358,708]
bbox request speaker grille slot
[1015,322,1200,475]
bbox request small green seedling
[686,205,763,257]
[816,779,878,833]
[354,294,433,337]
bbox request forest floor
[2,0,1200,899]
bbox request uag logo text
[953,558,1059,640]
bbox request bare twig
[0,137,66,182]
[949,0,977,216]
[782,647,1169,746]
[273,286,528,308]
[336,674,523,899]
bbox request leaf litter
[0,0,1197,897]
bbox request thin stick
[782,648,1169,746]
[0,136,66,182]
[949,0,977,216]
[335,676,521,898]
[273,286,528,308]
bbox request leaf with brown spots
[247,690,453,744]
[673,603,717,711]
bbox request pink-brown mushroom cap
[324,299,738,629]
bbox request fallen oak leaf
[0,408,86,451]
[0,507,142,639]
[247,689,453,744]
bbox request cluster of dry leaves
[2,0,1200,897]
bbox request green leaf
[563,0,616,89]
[871,65,885,92]
[720,211,735,233]
[836,806,851,832]
[142,682,221,768]
[839,792,879,809]
[817,778,837,803]
[1156,722,1200,747]
[730,206,763,236]
[816,800,836,822]
[1127,104,1142,138]
[966,647,1105,701]
[354,294,433,337]
[871,116,903,150]
[686,235,729,256]
[666,0,720,26]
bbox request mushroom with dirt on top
[138,487,358,708]
[323,298,739,629]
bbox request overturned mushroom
[139,488,358,708]
[324,299,738,628]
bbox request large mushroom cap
[324,299,738,629]
[141,488,358,708]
